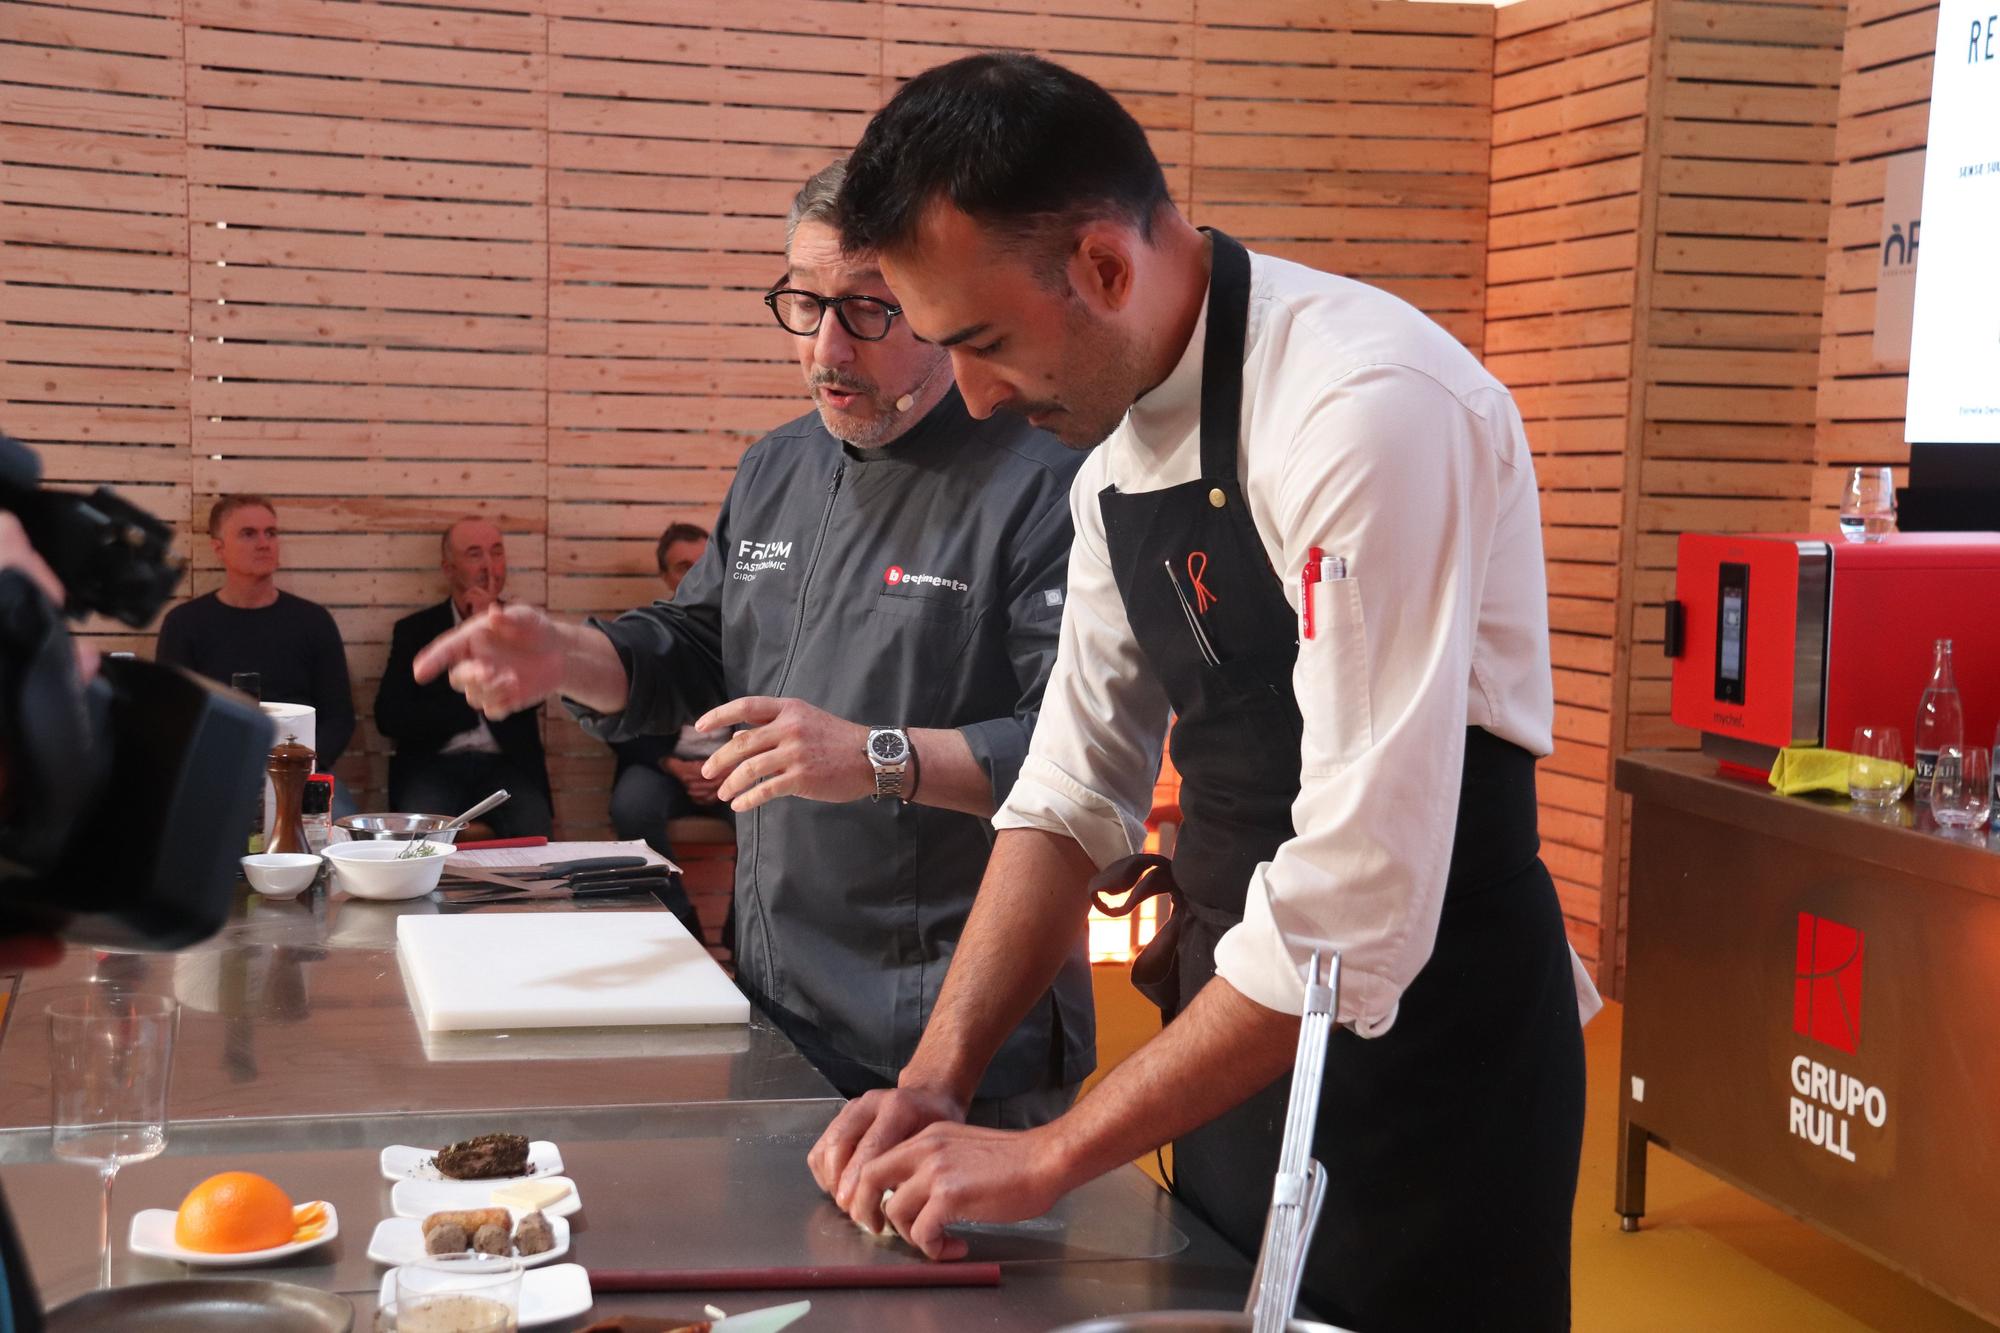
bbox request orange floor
[1088,965,1992,1332]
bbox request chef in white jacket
[807,53,1601,1333]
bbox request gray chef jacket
[572,388,1095,1100]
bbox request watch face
[870,730,908,764]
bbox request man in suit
[374,517,552,837]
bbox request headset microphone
[892,354,949,414]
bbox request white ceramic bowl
[240,853,322,899]
[321,841,450,901]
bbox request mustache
[809,369,877,396]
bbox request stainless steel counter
[0,890,836,1127]
[0,886,1256,1328]
[1,1100,1234,1327]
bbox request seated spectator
[156,495,357,811]
[374,518,552,838]
[608,523,733,857]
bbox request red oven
[1668,533,2000,775]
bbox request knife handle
[568,863,675,885]
[542,856,648,876]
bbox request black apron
[1093,231,1586,1332]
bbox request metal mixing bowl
[335,813,461,843]
[47,1279,353,1332]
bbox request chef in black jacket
[805,55,1601,1333]
[406,161,1094,1124]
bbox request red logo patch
[885,565,903,585]
[1794,912,1864,1055]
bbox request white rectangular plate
[379,1140,565,1183]
[379,1261,592,1328]
[390,1176,581,1221]
[129,1204,337,1266]
[367,1214,569,1269]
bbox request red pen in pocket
[1301,545,1324,640]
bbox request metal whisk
[1245,947,1339,1333]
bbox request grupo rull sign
[1789,912,1888,1164]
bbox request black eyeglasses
[763,280,905,342]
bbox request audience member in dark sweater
[375,517,553,839]
[156,495,357,779]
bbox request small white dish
[367,1214,569,1269]
[323,840,449,901]
[128,1202,337,1266]
[391,1176,581,1221]
[379,1261,592,1328]
[240,852,322,899]
[379,1140,565,1183]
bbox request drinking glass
[395,1254,523,1333]
[1928,745,1991,829]
[1838,466,1897,542]
[1846,725,1906,806]
[48,990,178,1288]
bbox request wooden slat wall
[1614,0,1841,983]
[1814,0,1933,522]
[182,0,552,805]
[2,0,191,654]
[4,0,1495,835]
[1485,0,1654,986]
[1192,0,1496,353]
[1486,0,1842,994]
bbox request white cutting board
[396,912,749,1032]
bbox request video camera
[0,431,271,949]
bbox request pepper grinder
[265,733,316,857]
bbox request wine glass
[48,990,178,1289]
[1838,466,1897,543]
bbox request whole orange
[173,1171,296,1253]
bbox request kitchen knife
[442,856,651,887]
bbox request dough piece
[423,1222,468,1256]
[513,1210,555,1257]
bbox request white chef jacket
[994,249,1603,1035]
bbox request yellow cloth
[1768,746,1909,797]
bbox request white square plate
[367,1214,570,1269]
[379,1140,565,1183]
[128,1203,337,1266]
[390,1176,581,1220]
[378,1261,592,1328]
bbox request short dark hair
[207,494,275,538]
[837,53,1170,275]
[656,521,709,573]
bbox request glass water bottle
[1913,639,1964,801]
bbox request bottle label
[1914,749,1939,793]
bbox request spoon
[397,788,511,859]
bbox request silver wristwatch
[867,727,911,801]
